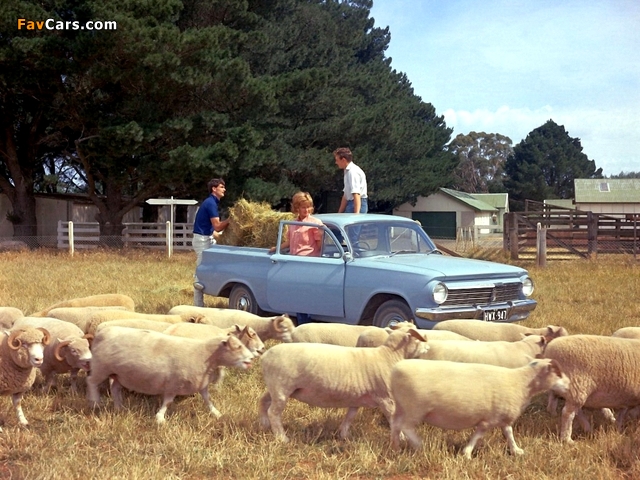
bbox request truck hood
[370,253,526,279]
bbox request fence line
[57,221,195,255]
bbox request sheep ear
[234,324,242,333]
[522,332,532,338]
[408,328,427,342]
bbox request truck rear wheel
[229,284,262,315]
[373,299,414,328]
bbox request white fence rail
[57,221,194,255]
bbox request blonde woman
[270,192,323,256]
[270,192,324,324]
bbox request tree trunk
[9,187,38,245]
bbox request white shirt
[343,162,367,200]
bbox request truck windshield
[344,222,437,256]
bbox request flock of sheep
[2,293,640,459]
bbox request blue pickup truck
[195,213,537,329]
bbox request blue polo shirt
[193,194,220,236]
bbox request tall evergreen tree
[504,120,602,211]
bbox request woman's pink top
[288,215,324,256]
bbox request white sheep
[0,307,24,329]
[46,306,130,333]
[433,319,568,342]
[543,334,640,443]
[291,323,376,346]
[168,305,295,343]
[356,325,471,348]
[95,319,175,334]
[389,358,569,458]
[163,323,265,391]
[84,311,207,336]
[611,327,640,340]
[421,335,547,368]
[31,293,136,317]
[86,326,254,423]
[0,326,50,431]
[163,322,266,357]
[258,329,429,442]
[12,317,92,393]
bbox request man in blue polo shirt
[192,178,230,306]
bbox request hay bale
[217,199,294,248]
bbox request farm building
[393,188,508,239]
[544,179,640,216]
[0,193,199,246]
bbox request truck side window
[321,231,344,258]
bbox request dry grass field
[1,249,640,479]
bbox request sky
[369,0,640,176]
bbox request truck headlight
[433,282,448,304]
[522,277,534,297]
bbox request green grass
[1,249,640,479]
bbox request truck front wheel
[229,284,262,315]
[373,300,414,328]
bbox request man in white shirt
[334,147,368,214]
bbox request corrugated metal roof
[440,188,497,212]
[469,193,509,210]
[574,179,640,203]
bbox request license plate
[483,308,508,322]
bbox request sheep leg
[391,404,421,450]
[156,393,176,424]
[462,422,489,459]
[338,407,359,439]
[12,393,28,426]
[86,370,109,408]
[546,391,559,415]
[69,369,80,394]
[560,403,578,443]
[199,387,222,419]
[258,391,272,430]
[601,408,616,425]
[575,409,592,433]
[42,372,56,394]
[502,425,524,456]
[266,392,289,442]
[111,378,124,410]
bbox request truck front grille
[442,283,522,307]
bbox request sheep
[432,319,568,342]
[87,326,254,423]
[0,326,50,431]
[12,317,92,393]
[46,306,130,332]
[420,335,548,368]
[389,358,569,458]
[84,311,207,336]
[168,305,295,343]
[612,327,640,340]
[31,293,136,317]
[356,325,472,348]
[258,328,429,442]
[291,323,378,346]
[163,323,265,392]
[163,322,266,357]
[95,319,175,334]
[0,307,24,329]
[543,334,640,442]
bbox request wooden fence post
[68,221,74,257]
[587,211,598,258]
[508,212,519,260]
[536,222,547,267]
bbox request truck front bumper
[415,299,537,324]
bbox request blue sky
[369,0,640,176]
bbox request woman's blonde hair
[291,191,314,214]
